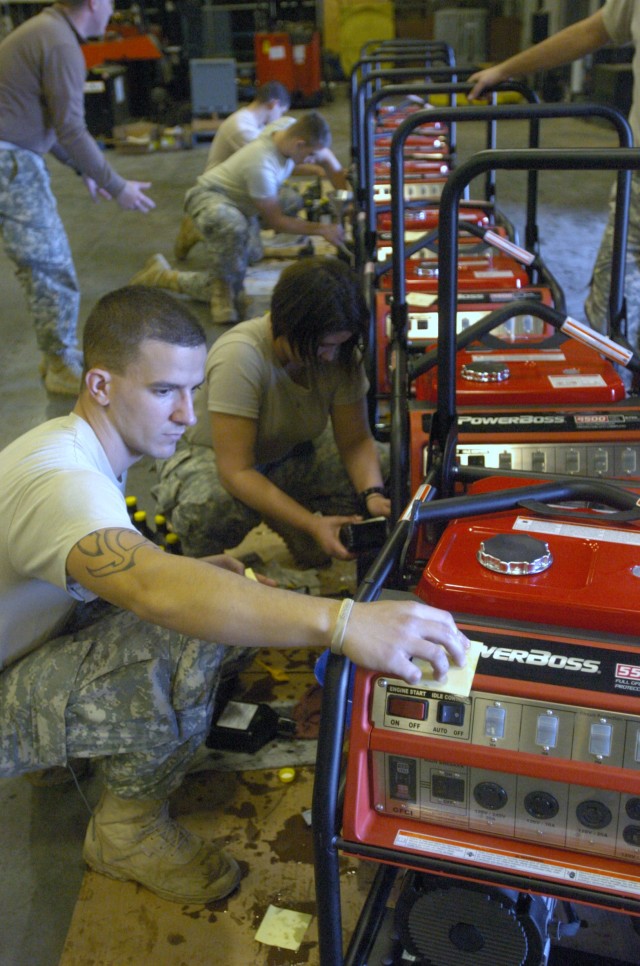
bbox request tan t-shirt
[186,314,368,465]
[204,108,264,170]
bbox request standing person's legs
[0,149,81,394]
[0,604,241,902]
[585,172,640,391]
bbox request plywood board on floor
[59,765,375,966]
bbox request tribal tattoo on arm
[75,528,155,579]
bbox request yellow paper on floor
[255,904,312,951]
[414,638,483,697]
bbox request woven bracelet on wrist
[329,598,355,656]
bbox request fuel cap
[477,533,553,575]
[461,360,510,382]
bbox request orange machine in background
[254,30,323,105]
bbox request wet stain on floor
[59,644,368,965]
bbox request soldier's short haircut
[255,81,291,108]
[82,287,206,376]
[286,112,331,148]
[270,256,367,365]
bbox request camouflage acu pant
[0,600,248,799]
[179,191,256,301]
[278,182,304,216]
[585,171,640,390]
[0,147,80,358]
[153,427,390,562]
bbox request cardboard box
[190,114,223,142]
[112,121,192,152]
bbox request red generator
[374,288,557,399]
[416,474,640,637]
[340,617,640,962]
[374,130,450,157]
[313,478,640,966]
[413,330,627,407]
[376,204,491,236]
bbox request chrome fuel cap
[461,360,510,382]
[478,533,553,575]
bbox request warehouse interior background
[2,0,640,963]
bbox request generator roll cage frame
[350,57,460,162]
[356,81,553,431]
[360,38,456,58]
[352,68,468,204]
[358,80,540,267]
[365,100,633,451]
[312,476,640,966]
[388,124,637,515]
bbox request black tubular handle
[359,39,455,59]
[517,499,640,524]
[311,512,412,966]
[412,477,640,526]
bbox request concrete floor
[1,85,639,965]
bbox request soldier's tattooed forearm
[76,528,151,578]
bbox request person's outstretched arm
[66,527,470,685]
[254,195,345,247]
[468,10,611,100]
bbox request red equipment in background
[82,34,161,70]
[254,31,322,105]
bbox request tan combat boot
[130,254,182,292]
[174,215,203,261]
[41,354,83,396]
[83,788,241,903]
[210,278,238,325]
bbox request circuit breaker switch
[589,722,613,758]
[535,713,559,748]
[485,705,506,739]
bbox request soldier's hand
[467,66,505,101]
[318,222,345,247]
[117,181,156,212]
[341,600,470,686]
